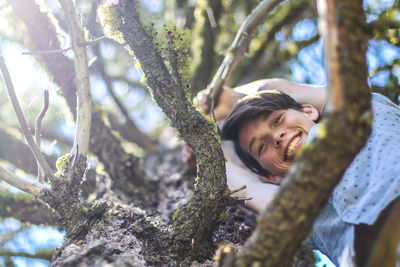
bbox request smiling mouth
[285,135,301,160]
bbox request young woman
[195,79,400,266]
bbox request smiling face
[238,104,319,176]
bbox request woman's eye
[273,114,282,126]
[258,142,265,155]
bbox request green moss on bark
[99,0,231,260]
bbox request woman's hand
[194,86,244,121]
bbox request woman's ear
[301,104,320,122]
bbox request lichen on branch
[99,0,231,260]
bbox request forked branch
[22,36,106,55]
[0,56,56,183]
[99,0,230,259]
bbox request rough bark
[226,0,371,266]
[100,0,231,260]
[38,153,108,241]
[7,0,153,199]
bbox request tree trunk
[99,0,231,260]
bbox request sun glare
[1,41,52,95]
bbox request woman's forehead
[245,110,282,125]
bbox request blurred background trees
[0,0,398,266]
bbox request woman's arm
[256,78,327,114]
[202,78,328,121]
[196,86,245,121]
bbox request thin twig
[0,56,56,183]
[229,185,247,195]
[22,36,107,55]
[35,90,49,183]
[22,48,71,55]
[0,164,49,196]
[79,35,107,46]
[205,0,285,112]
[235,197,252,202]
[59,0,92,160]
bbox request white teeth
[286,136,300,158]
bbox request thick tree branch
[99,0,230,259]
[205,0,285,112]
[7,0,77,111]
[58,0,92,158]
[237,0,315,83]
[227,0,372,265]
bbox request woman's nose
[274,132,285,147]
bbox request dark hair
[221,90,303,176]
